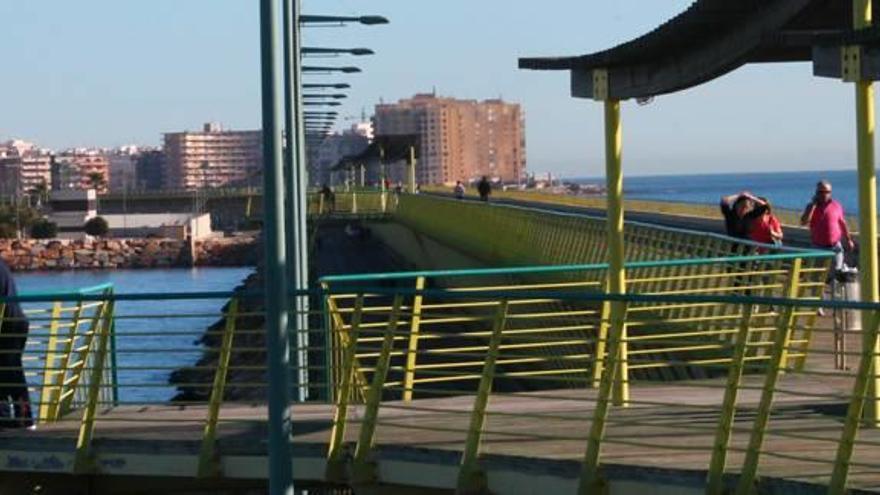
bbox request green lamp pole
[282,0,310,403]
[260,0,293,492]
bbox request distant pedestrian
[453,181,465,200]
[477,176,491,202]
[0,258,33,429]
[749,197,783,253]
[801,180,853,274]
[720,191,768,250]
[320,184,335,214]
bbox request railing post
[734,261,801,495]
[325,296,364,482]
[408,145,417,194]
[402,277,425,401]
[198,298,239,478]
[828,310,880,494]
[591,275,611,388]
[38,302,64,423]
[457,300,509,494]
[351,295,403,486]
[602,97,628,407]
[74,300,113,473]
[60,299,104,418]
[776,259,802,370]
[578,299,630,495]
[706,304,753,495]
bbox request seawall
[0,236,258,271]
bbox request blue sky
[0,1,864,177]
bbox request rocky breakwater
[0,236,258,271]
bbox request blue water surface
[16,267,254,403]
[574,169,868,214]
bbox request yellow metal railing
[1,284,117,425]
[14,247,880,495]
[307,190,398,217]
[319,268,880,494]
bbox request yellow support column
[852,0,880,426]
[408,145,417,194]
[604,98,628,406]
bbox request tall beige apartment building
[374,94,525,185]
[163,123,262,190]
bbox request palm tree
[87,172,106,191]
[28,180,49,209]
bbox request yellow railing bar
[402,276,425,402]
[706,304,753,495]
[38,301,64,422]
[73,300,113,473]
[197,298,239,478]
[351,295,403,484]
[326,295,364,482]
[457,300,509,493]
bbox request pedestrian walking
[801,180,853,273]
[0,258,33,429]
[477,176,491,202]
[801,180,854,316]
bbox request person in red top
[749,197,783,252]
[800,180,853,273]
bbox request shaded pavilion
[332,134,420,192]
[520,1,880,491]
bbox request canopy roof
[519,0,878,99]
[332,134,420,171]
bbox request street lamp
[303,101,342,106]
[303,93,348,99]
[302,65,361,73]
[300,14,389,25]
[303,83,351,89]
[302,47,374,56]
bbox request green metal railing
[392,193,810,266]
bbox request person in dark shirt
[0,258,32,428]
[477,176,492,202]
[720,191,768,240]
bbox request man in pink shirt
[800,180,854,273]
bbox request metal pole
[291,0,311,398]
[604,100,628,405]
[259,0,294,492]
[408,145,417,194]
[282,0,306,402]
[853,0,880,425]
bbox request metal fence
[12,248,880,493]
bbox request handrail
[417,192,820,253]
[320,251,833,283]
[20,282,114,298]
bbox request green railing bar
[320,252,833,283]
[418,193,821,253]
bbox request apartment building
[0,140,52,195]
[163,123,262,190]
[54,150,111,193]
[374,94,526,185]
